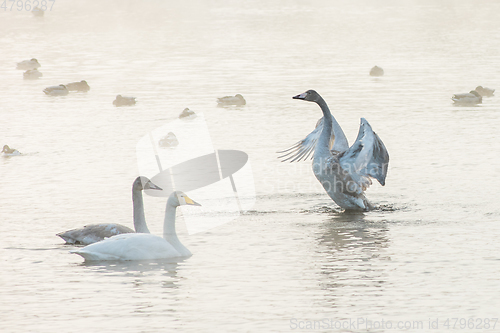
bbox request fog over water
[1,1,500,332]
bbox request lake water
[1,0,500,332]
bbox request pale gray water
[1,0,500,332]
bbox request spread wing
[277,117,349,162]
[339,118,389,189]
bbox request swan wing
[70,233,181,261]
[278,117,349,162]
[339,118,389,188]
[57,223,134,245]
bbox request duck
[217,94,246,106]
[452,90,482,104]
[278,90,389,211]
[16,58,41,70]
[1,145,21,156]
[179,107,196,119]
[23,69,43,80]
[158,132,179,148]
[65,80,90,92]
[475,86,494,97]
[32,6,44,17]
[57,176,162,245]
[70,191,200,261]
[113,95,136,106]
[43,84,68,96]
[369,66,384,77]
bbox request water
[1,1,500,332]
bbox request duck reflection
[315,212,390,304]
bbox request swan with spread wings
[278,90,389,211]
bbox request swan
[17,58,40,70]
[23,69,43,80]
[278,90,389,211]
[217,94,246,106]
[1,145,21,156]
[113,94,136,106]
[179,107,196,119]
[70,191,200,261]
[57,177,162,245]
[159,132,179,148]
[452,90,482,104]
[369,66,384,77]
[66,80,90,92]
[475,86,494,97]
[43,84,68,96]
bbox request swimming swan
[2,145,21,156]
[113,95,136,106]
[370,66,384,77]
[23,69,43,80]
[43,84,68,96]
[475,86,494,97]
[66,80,90,92]
[17,58,41,70]
[57,177,162,245]
[70,191,200,261]
[278,90,389,211]
[217,94,246,106]
[452,90,482,104]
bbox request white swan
[179,107,196,119]
[70,191,200,261]
[475,86,494,97]
[23,69,43,80]
[57,177,162,245]
[278,90,389,211]
[43,84,68,96]
[113,95,136,106]
[66,80,90,92]
[452,90,482,104]
[217,94,246,106]
[1,145,21,156]
[17,58,40,70]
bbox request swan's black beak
[293,92,307,100]
[146,182,163,191]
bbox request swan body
[23,69,43,80]
[475,86,494,97]
[71,191,200,261]
[279,90,389,211]
[2,145,21,156]
[217,94,246,106]
[43,84,68,96]
[66,80,90,92]
[179,107,196,119]
[57,177,161,245]
[159,132,179,148]
[113,95,136,106]
[370,66,384,77]
[17,58,40,70]
[452,90,482,104]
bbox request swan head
[2,145,11,153]
[293,90,321,102]
[170,191,201,207]
[134,176,163,192]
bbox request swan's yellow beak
[180,194,201,206]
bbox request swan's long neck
[132,189,150,233]
[163,198,191,256]
[315,96,348,158]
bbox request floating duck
[475,86,495,97]
[159,132,179,148]
[179,107,196,119]
[17,58,41,70]
[217,94,246,106]
[1,145,21,156]
[23,69,43,80]
[65,80,90,92]
[452,90,482,104]
[370,66,384,77]
[43,84,69,96]
[113,95,136,106]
